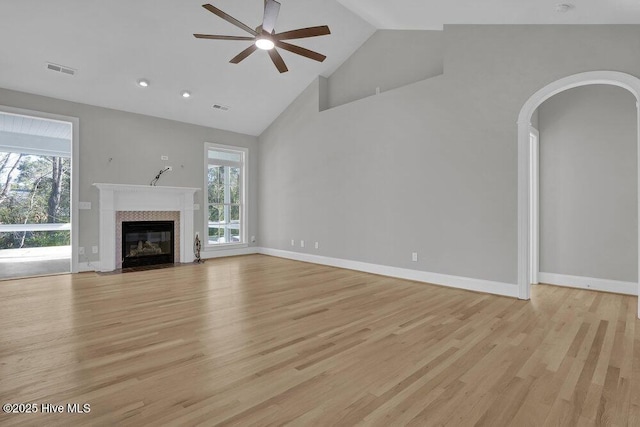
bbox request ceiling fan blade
[275,41,326,62]
[230,44,258,64]
[268,49,289,73]
[202,4,258,36]
[194,34,255,41]
[262,0,281,34]
[274,26,331,41]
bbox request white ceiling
[1,1,639,137]
[0,1,374,136]
[336,0,640,29]
[0,112,72,157]
[0,113,72,140]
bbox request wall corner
[318,76,329,112]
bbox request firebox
[122,221,174,268]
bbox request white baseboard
[78,261,99,272]
[538,272,638,296]
[201,246,260,259]
[259,248,518,298]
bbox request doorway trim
[529,127,539,287]
[516,71,640,319]
[0,104,80,274]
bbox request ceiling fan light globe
[255,38,275,50]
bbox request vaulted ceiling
[0,1,374,136]
[0,1,638,136]
[336,0,640,29]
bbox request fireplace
[122,221,174,268]
[94,183,198,272]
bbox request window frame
[203,142,248,250]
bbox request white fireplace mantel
[93,183,199,272]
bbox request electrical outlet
[412,252,418,262]
[291,239,295,246]
[78,201,91,210]
[251,236,256,243]
[193,204,200,210]
[92,246,98,254]
[315,242,319,249]
[78,247,85,255]
[300,240,305,248]
[161,155,169,160]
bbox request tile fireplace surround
[93,183,199,272]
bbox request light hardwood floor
[0,254,639,426]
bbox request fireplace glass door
[122,221,174,268]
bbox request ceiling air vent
[46,62,76,76]
[212,104,230,112]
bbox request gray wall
[259,25,640,287]
[539,85,637,282]
[326,30,444,109]
[0,87,258,264]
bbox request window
[205,143,247,247]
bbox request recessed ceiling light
[181,90,191,98]
[137,78,150,87]
[255,38,275,50]
[555,3,574,12]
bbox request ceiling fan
[194,1,331,73]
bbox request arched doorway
[516,71,640,319]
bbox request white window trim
[204,142,248,250]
